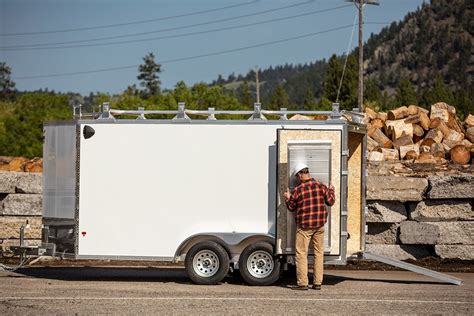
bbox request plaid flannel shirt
[286,178,335,229]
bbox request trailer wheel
[185,241,229,285]
[238,242,281,286]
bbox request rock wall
[1,170,473,261]
[366,173,474,260]
[0,172,42,249]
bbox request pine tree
[322,54,357,109]
[237,81,253,108]
[422,75,454,106]
[0,62,16,100]
[268,85,289,110]
[395,79,418,106]
[137,53,162,97]
[303,87,316,110]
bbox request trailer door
[276,128,347,263]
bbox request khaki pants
[295,226,325,286]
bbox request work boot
[287,285,308,291]
[312,284,322,290]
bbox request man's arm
[323,184,336,206]
[285,188,298,212]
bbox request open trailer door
[275,127,348,264]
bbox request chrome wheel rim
[247,250,274,278]
[193,250,220,277]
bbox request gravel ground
[0,267,472,314]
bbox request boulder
[367,201,407,223]
[0,194,42,216]
[365,244,430,260]
[435,245,474,260]
[427,174,474,199]
[0,171,42,194]
[0,216,42,239]
[367,176,428,201]
[366,223,398,244]
[431,222,473,245]
[409,200,473,222]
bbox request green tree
[0,93,70,157]
[395,79,418,106]
[322,54,357,109]
[303,87,317,110]
[236,81,253,108]
[422,75,454,106]
[364,79,382,105]
[0,62,16,100]
[268,84,289,110]
[137,53,162,97]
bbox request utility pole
[351,0,379,112]
[255,66,260,104]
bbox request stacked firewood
[366,102,474,165]
[0,156,43,172]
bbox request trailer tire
[238,242,281,286]
[185,241,229,285]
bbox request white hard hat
[292,162,308,176]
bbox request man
[284,162,335,290]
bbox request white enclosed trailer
[35,103,460,286]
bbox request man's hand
[328,184,335,191]
[284,188,291,201]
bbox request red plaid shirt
[286,178,335,229]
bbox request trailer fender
[174,233,275,263]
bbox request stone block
[1,194,42,216]
[366,176,428,201]
[435,245,474,260]
[431,222,474,245]
[427,174,474,199]
[1,239,42,248]
[399,221,474,245]
[409,200,473,222]
[0,217,41,239]
[0,171,42,194]
[399,221,439,245]
[366,223,398,244]
[367,201,407,223]
[365,244,430,260]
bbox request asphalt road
[0,267,472,314]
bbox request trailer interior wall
[346,131,365,256]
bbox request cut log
[370,118,384,130]
[424,128,444,143]
[400,144,420,160]
[367,136,380,152]
[430,143,445,159]
[407,105,419,115]
[368,151,384,162]
[412,124,425,142]
[430,102,455,122]
[450,144,470,165]
[369,128,393,148]
[365,107,378,120]
[377,112,387,122]
[405,150,418,160]
[380,148,399,161]
[461,139,472,148]
[466,127,474,143]
[444,129,464,144]
[393,135,414,149]
[464,114,474,127]
[387,106,409,120]
[404,114,420,124]
[385,119,413,140]
[430,119,451,138]
[416,152,435,164]
[419,111,430,131]
[7,157,27,172]
[447,112,465,135]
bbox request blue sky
[0,0,425,95]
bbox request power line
[1,0,318,49]
[1,5,353,51]
[13,24,354,80]
[0,0,260,37]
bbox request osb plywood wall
[347,132,364,255]
[277,129,342,255]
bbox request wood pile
[366,103,473,165]
[0,157,43,172]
